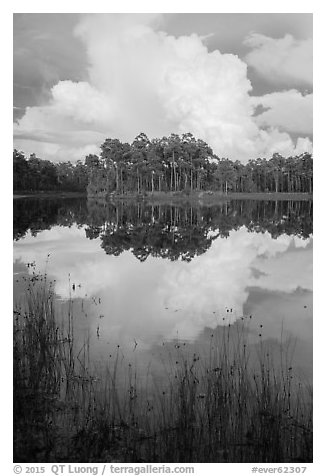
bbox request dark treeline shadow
[14,197,312,262]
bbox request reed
[13,271,312,463]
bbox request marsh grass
[13,271,312,463]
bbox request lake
[13,197,313,385]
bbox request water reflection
[13,197,313,380]
[14,198,312,257]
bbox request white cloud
[14,15,312,163]
[254,128,312,158]
[252,90,313,135]
[13,137,100,162]
[244,33,312,86]
[13,81,109,161]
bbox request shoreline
[226,191,313,200]
[91,191,313,203]
[13,191,87,199]
[13,190,313,202]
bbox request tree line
[13,132,313,195]
[86,133,314,196]
[13,150,88,192]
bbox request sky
[13,13,313,163]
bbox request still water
[13,197,313,382]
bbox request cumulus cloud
[13,15,312,162]
[244,33,312,86]
[253,128,312,158]
[252,90,313,135]
[13,81,109,161]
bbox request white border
[3,2,324,474]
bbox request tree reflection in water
[14,197,313,262]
